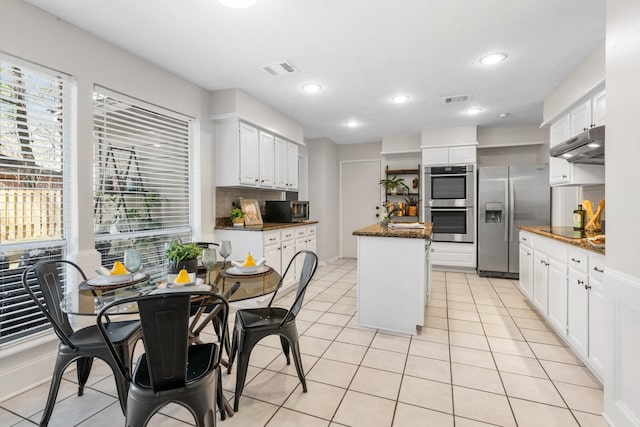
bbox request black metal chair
[98,291,229,427]
[227,250,318,412]
[21,260,142,426]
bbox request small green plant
[379,176,409,194]
[404,195,420,206]
[165,239,202,263]
[230,208,246,218]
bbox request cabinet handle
[571,258,581,264]
[585,284,592,290]
[562,175,567,178]
[522,237,527,241]
[526,251,531,256]
[260,179,264,183]
[577,279,584,285]
[593,267,604,273]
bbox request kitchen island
[352,223,433,335]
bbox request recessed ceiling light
[587,143,601,148]
[301,83,322,93]
[218,0,257,8]
[391,94,411,104]
[345,120,360,128]
[499,113,509,118]
[479,52,508,65]
[465,107,483,115]
[562,153,573,158]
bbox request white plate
[226,265,270,276]
[87,272,146,286]
[151,282,210,294]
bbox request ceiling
[24,0,606,144]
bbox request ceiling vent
[261,60,298,76]
[442,94,471,104]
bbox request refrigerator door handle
[504,179,509,242]
[509,177,515,241]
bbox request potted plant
[166,239,202,273]
[404,195,420,217]
[230,208,246,227]
[379,176,409,195]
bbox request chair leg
[76,357,94,396]
[290,339,307,393]
[227,328,238,375]
[40,354,73,426]
[233,336,258,412]
[280,336,291,365]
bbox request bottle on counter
[573,204,585,231]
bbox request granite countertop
[519,226,605,255]
[353,223,433,239]
[215,219,319,232]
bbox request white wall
[421,126,478,147]
[381,133,421,154]
[0,0,213,401]
[543,46,605,124]
[307,138,340,262]
[604,1,640,425]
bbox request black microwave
[264,201,309,223]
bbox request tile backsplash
[215,187,284,217]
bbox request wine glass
[124,249,142,282]
[201,247,217,285]
[219,240,232,269]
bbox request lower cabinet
[430,242,476,269]
[518,243,533,299]
[519,230,606,381]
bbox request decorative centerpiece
[230,207,246,227]
[404,195,420,217]
[166,239,202,273]
[379,175,409,195]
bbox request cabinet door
[287,142,299,190]
[570,100,592,135]
[264,243,281,276]
[239,123,260,186]
[592,90,606,127]
[294,236,307,281]
[518,245,533,299]
[588,270,606,378]
[281,239,296,287]
[549,116,572,185]
[567,268,589,358]
[547,257,568,336]
[274,137,288,189]
[422,147,449,166]
[532,251,549,316]
[448,145,476,164]
[306,235,316,254]
[258,131,275,187]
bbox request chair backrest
[21,260,87,349]
[268,251,318,325]
[97,291,228,392]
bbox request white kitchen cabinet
[547,90,605,187]
[422,145,476,166]
[430,242,476,269]
[287,142,299,190]
[258,131,275,187]
[239,122,260,186]
[274,137,288,189]
[567,266,589,358]
[532,251,549,316]
[587,253,606,379]
[547,256,568,335]
[518,232,533,299]
[215,119,300,189]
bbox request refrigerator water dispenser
[485,202,503,223]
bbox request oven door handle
[428,207,472,212]
[427,173,471,178]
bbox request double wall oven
[424,164,474,242]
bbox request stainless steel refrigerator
[478,165,550,278]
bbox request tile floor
[0,258,610,426]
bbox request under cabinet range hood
[549,125,605,164]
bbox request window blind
[0,55,70,345]
[93,87,193,280]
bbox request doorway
[340,160,382,258]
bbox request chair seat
[134,343,216,389]
[68,320,141,347]
[236,307,293,329]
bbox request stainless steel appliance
[477,165,550,278]
[549,125,604,164]
[424,164,475,242]
[264,200,309,223]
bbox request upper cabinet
[548,89,605,187]
[422,145,476,166]
[216,119,299,189]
